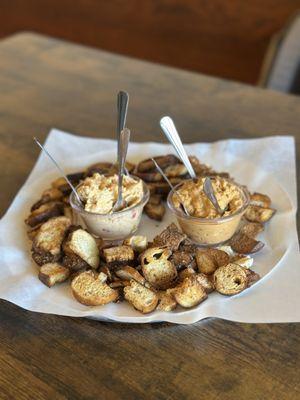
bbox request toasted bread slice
[85,162,114,177]
[31,188,64,211]
[25,201,64,227]
[137,155,179,172]
[32,216,72,266]
[173,276,207,308]
[195,273,214,293]
[244,205,276,223]
[240,222,264,238]
[124,280,158,313]
[231,255,254,269]
[38,263,70,287]
[214,263,259,295]
[64,228,99,269]
[71,270,119,306]
[98,265,113,281]
[250,192,271,208]
[195,251,216,274]
[153,223,187,251]
[141,247,177,290]
[135,171,163,182]
[115,266,146,285]
[102,245,135,264]
[144,202,166,221]
[51,177,71,195]
[146,182,170,196]
[157,290,177,311]
[178,267,196,281]
[171,251,196,270]
[123,235,148,253]
[230,232,264,254]
[148,194,163,205]
[217,245,235,257]
[164,164,187,178]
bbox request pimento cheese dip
[78,173,144,214]
[168,177,249,245]
[172,177,244,218]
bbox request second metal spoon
[113,128,131,212]
[203,177,226,216]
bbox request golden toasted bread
[230,232,264,254]
[244,205,276,223]
[71,270,119,306]
[123,235,148,253]
[115,266,146,285]
[250,192,271,208]
[240,222,264,238]
[144,202,166,221]
[153,223,186,251]
[136,155,179,172]
[124,280,158,313]
[63,228,99,270]
[156,290,177,311]
[164,164,187,178]
[102,245,135,264]
[85,162,114,177]
[171,251,196,270]
[230,255,254,269]
[213,263,260,295]
[141,247,177,290]
[178,267,196,281]
[173,276,207,308]
[32,216,72,266]
[195,273,214,293]
[31,188,63,211]
[38,263,70,287]
[25,201,64,227]
[196,248,229,275]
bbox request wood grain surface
[1,0,300,83]
[0,33,299,400]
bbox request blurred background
[0,0,300,93]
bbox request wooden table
[0,32,299,400]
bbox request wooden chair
[258,12,300,94]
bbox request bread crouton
[231,255,254,269]
[31,216,72,266]
[196,248,229,275]
[71,270,119,306]
[244,205,276,223]
[102,245,135,264]
[31,188,63,211]
[141,247,177,290]
[124,280,158,313]
[153,223,186,251]
[63,228,99,270]
[136,155,179,172]
[173,276,207,308]
[25,201,64,227]
[230,232,264,254]
[172,251,196,270]
[195,273,214,293]
[38,263,70,287]
[123,235,148,253]
[178,267,196,281]
[164,164,187,178]
[213,263,260,295]
[240,222,264,238]
[157,290,177,311]
[250,192,271,208]
[115,266,146,285]
[144,202,166,221]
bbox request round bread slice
[71,270,118,306]
[173,276,207,308]
[124,280,158,313]
[213,263,249,295]
[141,247,177,290]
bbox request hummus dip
[78,173,144,214]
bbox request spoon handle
[160,116,197,179]
[33,137,82,205]
[203,177,224,215]
[116,128,131,206]
[117,91,129,141]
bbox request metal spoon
[117,91,129,175]
[203,177,226,216]
[160,116,196,179]
[33,137,83,206]
[113,128,131,212]
[151,158,189,216]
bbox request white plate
[0,130,298,324]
